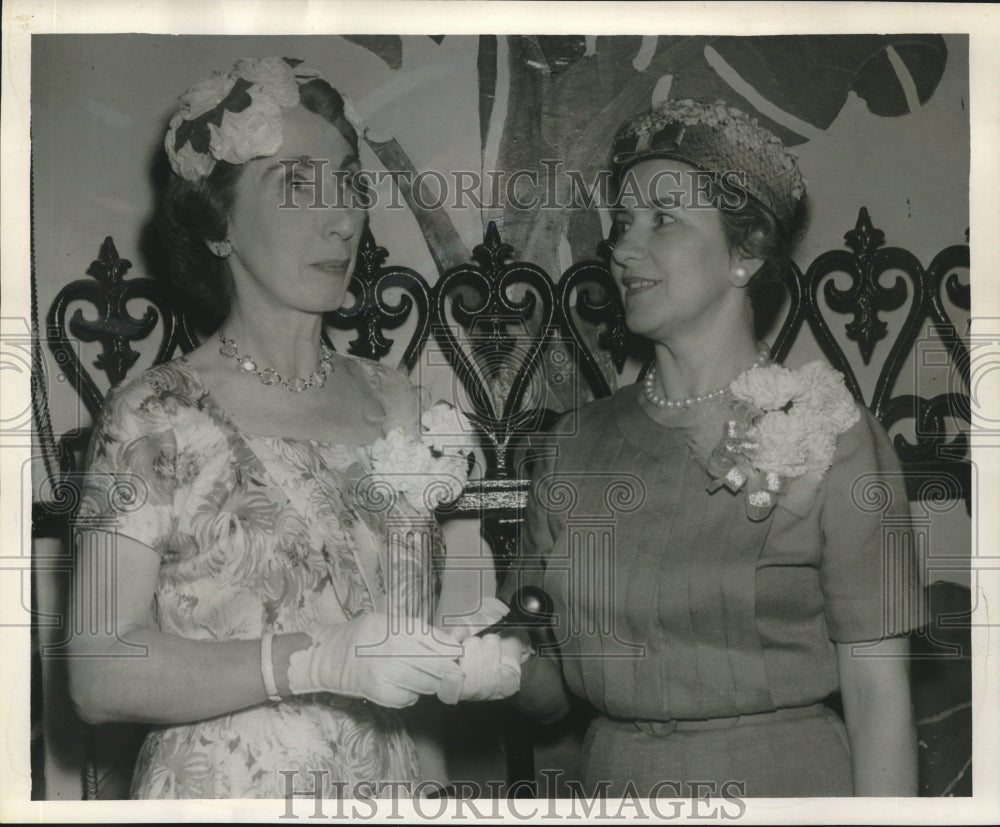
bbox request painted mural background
[353,35,949,273]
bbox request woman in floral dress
[68,57,523,800]
[505,99,923,797]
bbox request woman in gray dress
[506,98,922,797]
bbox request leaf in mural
[512,36,713,269]
[706,35,949,141]
[342,35,403,70]
[364,134,471,273]
[539,34,671,152]
[851,35,949,117]
[501,37,554,176]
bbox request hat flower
[164,56,323,182]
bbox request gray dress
[508,380,923,797]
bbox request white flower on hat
[233,57,301,107]
[179,73,236,119]
[208,94,285,166]
[164,112,215,181]
[163,56,336,182]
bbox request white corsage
[706,361,859,520]
[369,402,475,513]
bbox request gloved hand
[287,613,463,709]
[439,596,511,643]
[436,632,531,705]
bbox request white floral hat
[164,56,364,182]
[612,98,807,229]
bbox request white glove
[439,596,511,643]
[287,613,463,709]
[435,632,530,705]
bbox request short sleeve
[77,378,179,553]
[819,405,925,642]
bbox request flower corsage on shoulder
[369,402,475,515]
[706,361,860,520]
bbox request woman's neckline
[173,353,386,447]
[609,383,739,462]
[634,382,733,428]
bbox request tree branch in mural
[365,135,471,275]
[349,34,473,273]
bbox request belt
[617,703,829,737]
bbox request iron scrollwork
[432,222,559,479]
[39,212,972,528]
[328,225,432,371]
[783,208,970,506]
[556,238,628,401]
[47,237,198,423]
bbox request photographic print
[2,1,997,823]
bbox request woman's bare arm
[66,531,310,725]
[837,635,918,796]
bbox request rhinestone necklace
[643,342,771,409]
[218,331,335,393]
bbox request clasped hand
[287,599,528,708]
[437,597,532,705]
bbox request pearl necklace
[218,331,335,393]
[643,343,771,409]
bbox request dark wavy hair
[156,76,359,330]
[714,184,807,338]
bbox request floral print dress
[78,355,440,799]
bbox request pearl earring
[730,265,750,287]
[210,239,233,258]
